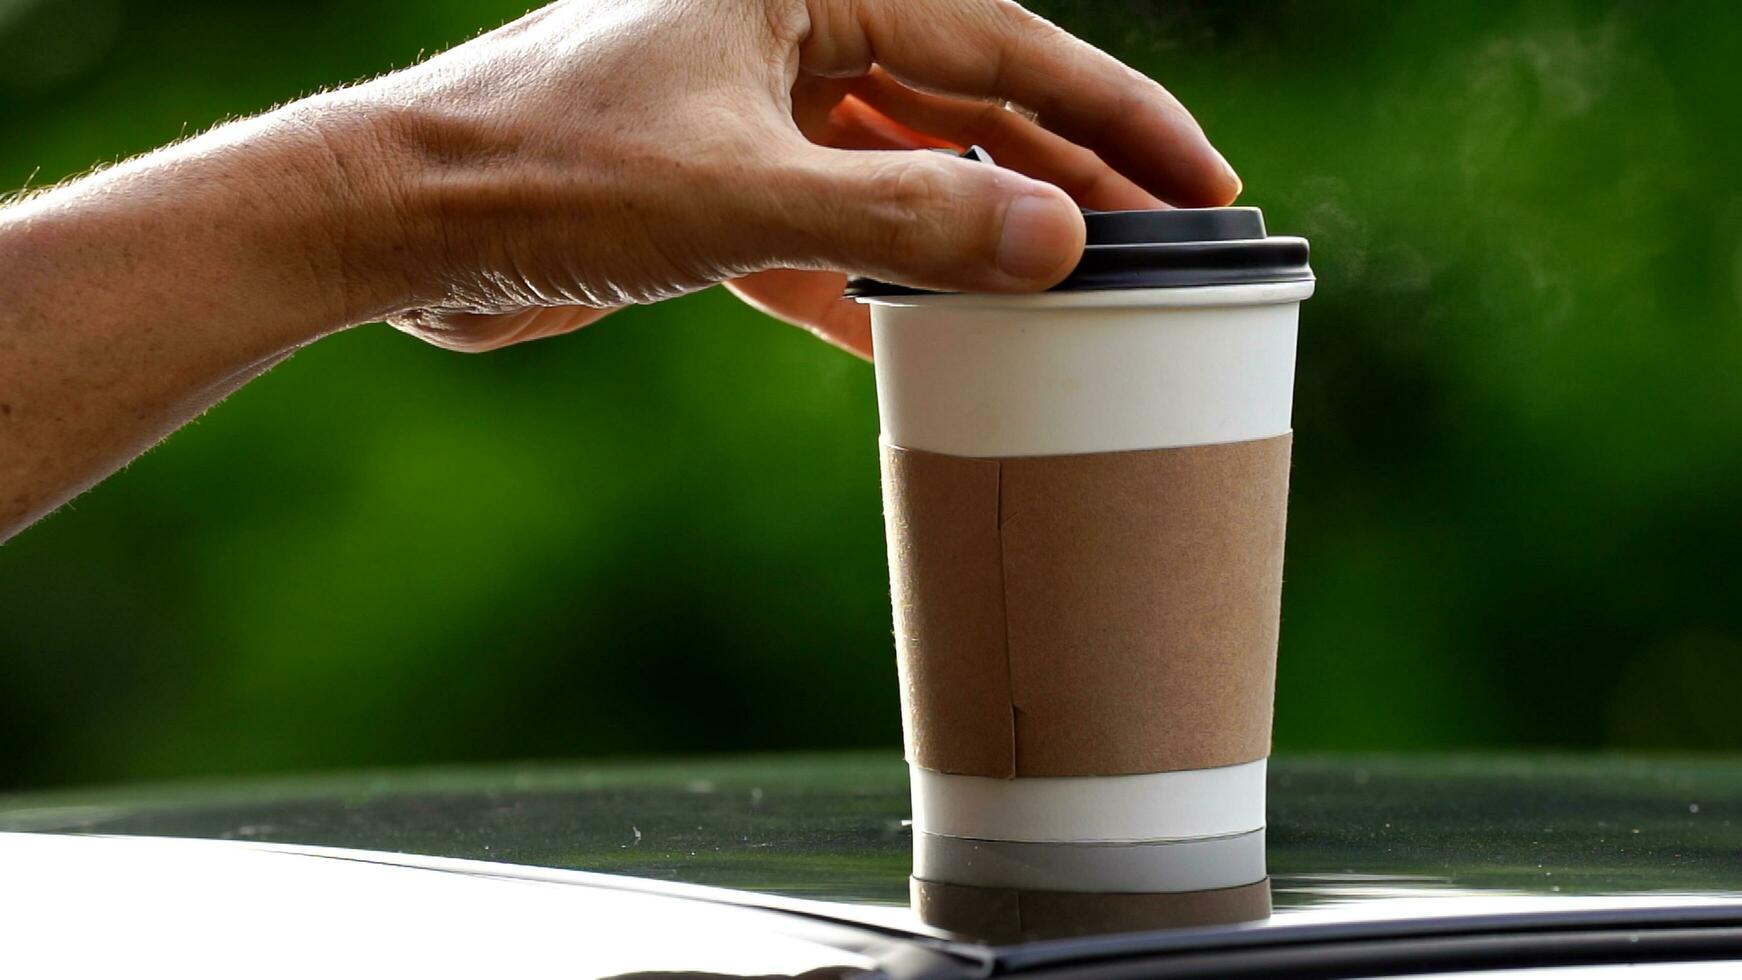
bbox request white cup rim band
[910,759,1268,843]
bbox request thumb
[771,146,1086,292]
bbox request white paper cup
[871,282,1310,457]
[855,204,1313,846]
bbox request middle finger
[846,68,1163,212]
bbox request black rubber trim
[991,905,1742,979]
[1012,926,1742,979]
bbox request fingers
[728,270,872,359]
[791,74,953,151]
[845,68,1161,211]
[793,68,1156,210]
[801,0,1240,207]
[767,144,1085,293]
[818,94,959,152]
[790,74,858,141]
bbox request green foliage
[2,0,1739,788]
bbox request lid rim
[846,272,1315,300]
[844,209,1311,299]
[846,235,1313,299]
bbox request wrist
[260,98,429,328]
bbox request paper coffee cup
[851,198,1313,844]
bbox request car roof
[3,752,1741,975]
[9,830,1742,979]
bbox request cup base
[910,759,1267,843]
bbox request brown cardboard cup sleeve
[882,434,1292,779]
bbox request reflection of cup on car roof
[911,833,1271,943]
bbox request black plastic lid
[844,148,1312,299]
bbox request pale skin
[0,0,1238,544]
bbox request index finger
[798,0,1242,207]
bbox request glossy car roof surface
[3,753,1742,975]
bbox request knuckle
[797,0,874,75]
[990,0,1054,50]
[881,158,954,213]
[964,100,1016,143]
[870,158,956,253]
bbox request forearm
[0,103,402,541]
[0,0,1238,544]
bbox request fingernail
[1214,147,1243,201]
[997,194,1074,282]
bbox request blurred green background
[2,0,1739,791]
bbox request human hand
[322,0,1240,357]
